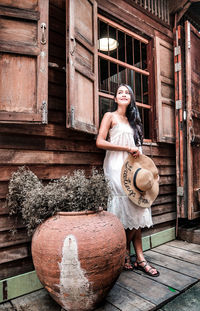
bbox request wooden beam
[169,0,189,14]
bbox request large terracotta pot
[31,210,126,311]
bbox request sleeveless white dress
[103,122,153,230]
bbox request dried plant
[7,167,111,236]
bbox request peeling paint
[59,234,97,310]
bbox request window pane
[142,75,148,105]
[143,108,150,138]
[134,39,141,68]
[99,58,108,93]
[98,20,109,55]
[127,69,135,93]
[109,26,117,59]
[118,31,125,62]
[99,97,116,123]
[110,62,118,95]
[141,43,147,70]
[119,66,126,85]
[135,72,142,102]
[126,35,133,65]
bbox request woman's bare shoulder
[102,112,115,123]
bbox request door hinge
[177,187,184,196]
[174,46,180,56]
[176,100,182,110]
[42,101,48,124]
[175,62,181,72]
[71,106,75,128]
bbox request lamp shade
[98,37,118,52]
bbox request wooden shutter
[155,37,175,143]
[66,0,98,134]
[185,21,200,220]
[0,0,48,124]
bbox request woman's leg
[124,228,135,270]
[132,228,159,276]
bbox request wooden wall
[0,0,176,281]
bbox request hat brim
[121,154,159,208]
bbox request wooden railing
[133,0,170,24]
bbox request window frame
[97,14,154,142]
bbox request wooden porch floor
[1,240,200,311]
[96,239,200,311]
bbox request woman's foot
[124,250,133,271]
[134,260,160,277]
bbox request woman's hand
[127,147,140,158]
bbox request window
[98,15,151,140]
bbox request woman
[96,84,159,277]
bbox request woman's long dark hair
[114,84,143,146]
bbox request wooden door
[185,21,200,219]
[66,0,98,134]
[0,0,48,124]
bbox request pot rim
[57,207,103,216]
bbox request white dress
[103,122,153,230]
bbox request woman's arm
[96,112,140,156]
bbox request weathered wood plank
[152,244,200,265]
[11,289,59,311]
[0,257,34,280]
[159,175,176,185]
[178,226,200,245]
[0,124,94,140]
[117,270,178,305]
[95,303,119,311]
[0,215,25,232]
[158,166,176,176]
[0,229,30,248]
[153,194,176,205]
[167,240,200,254]
[159,185,176,195]
[0,301,14,310]
[0,165,99,182]
[0,149,104,165]
[134,263,197,291]
[0,244,30,264]
[0,135,101,153]
[105,283,156,311]
[144,250,200,278]
[0,0,38,11]
[151,203,176,215]
[152,212,176,225]
[142,145,175,157]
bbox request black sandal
[123,250,133,271]
[134,260,160,277]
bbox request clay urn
[31,210,126,311]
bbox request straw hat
[121,154,159,208]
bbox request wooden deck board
[117,270,178,306]
[144,249,200,278]
[152,244,200,265]
[105,283,156,311]
[1,240,200,311]
[133,263,197,291]
[167,239,200,253]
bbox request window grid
[98,15,152,139]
